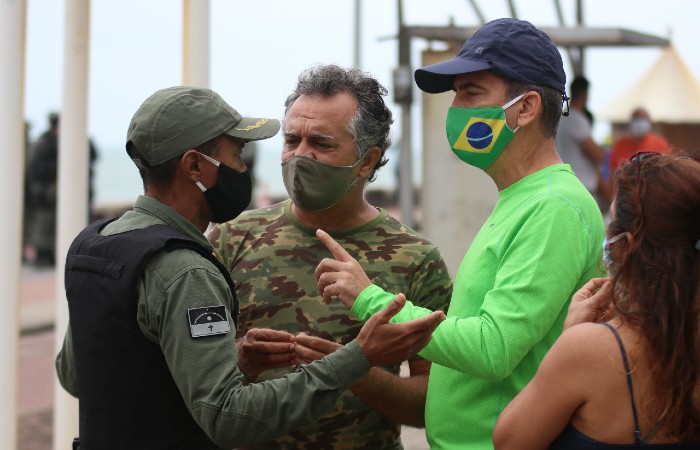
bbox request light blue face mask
[602,232,626,270]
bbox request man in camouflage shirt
[209,65,452,450]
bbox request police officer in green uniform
[55,86,445,450]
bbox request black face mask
[196,153,252,223]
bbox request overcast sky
[22,0,700,202]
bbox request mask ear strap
[198,152,221,167]
[352,147,373,167]
[502,93,525,110]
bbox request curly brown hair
[608,153,700,441]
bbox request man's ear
[514,91,541,128]
[181,149,202,182]
[358,146,382,178]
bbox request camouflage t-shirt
[209,199,452,450]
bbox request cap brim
[415,58,492,93]
[225,117,281,141]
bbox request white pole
[183,0,210,87]
[0,0,27,447]
[53,0,91,448]
[353,0,362,68]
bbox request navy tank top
[549,323,699,449]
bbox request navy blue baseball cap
[415,18,566,95]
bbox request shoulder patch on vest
[187,305,231,338]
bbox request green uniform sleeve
[353,198,595,380]
[140,252,370,449]
[55,325,79,397]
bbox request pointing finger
[316,229,353,262]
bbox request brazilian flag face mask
[445,94,524,169]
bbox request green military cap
[126,86,280,167]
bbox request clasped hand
[239,294,444,378]
[564,277,614,330]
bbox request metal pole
[553,0,565,24]
[53,0,91,448]
[576,0,585,74]
[506,0,518,18]
[396,0,414,228]
[183,0,210,87]
[354,0,362,68]
[0,0,27,447]
[466,0,486,24]
[554,0,577,76]
[399,103,413,227]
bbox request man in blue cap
[311,18,606,448]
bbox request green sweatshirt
[351,165,605,449]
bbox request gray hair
[505,79,563,139]
[284,64,393,182]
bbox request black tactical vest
[65,219,237,450]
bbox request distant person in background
[494,152,700,448]
[23,120,33,263]
[26,112,59,267]
[25,112,100,266]
[556,76,606,206]
[609,107,670,177]
[87,137,99,220]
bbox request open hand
[564,277,614,330]
[237,328,295,381]
[315,229,372,307]
[356,293,445,367]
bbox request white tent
[598,45,700,123]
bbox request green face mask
[445,94,524,169]
[282,152,367,211]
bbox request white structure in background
[599,45,700,123]
[599,45,700,151]
[183,0,210,87]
